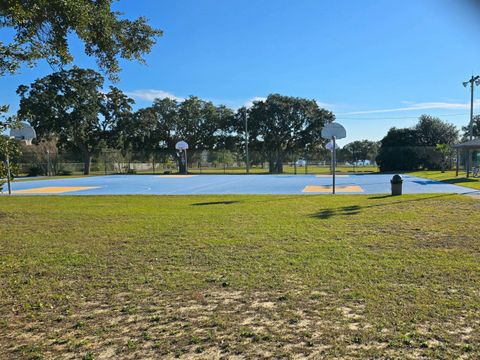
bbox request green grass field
[408,170,480,190]
[1,195,479,359]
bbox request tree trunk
[276,161,284,173]
[275,152,284,173]
[83,153,91,175]
[268,159,275,173]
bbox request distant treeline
[11,67,475,174]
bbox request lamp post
[244,111,249,174]
[463,75,480,177]
[46,149,50,176]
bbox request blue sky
[1,0,480,144]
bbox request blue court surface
[7,174,478,195]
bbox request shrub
[27,166,44,177]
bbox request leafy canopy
[16,67,134,174]
[461,115,480,141]
[376,115,459,171]
[341,140,379,163]
[0,0,162,80]
[237,94,334,172]
[116,96,234,156]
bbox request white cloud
[315,100,336,110]
[243,96,267,108]
[339,100,480,116]
[243,97,336,110]
[125,89,185,102]
[125,91,337,112]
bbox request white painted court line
[315,175,349,178]
[302,185,363,193]
[155,175,198,178]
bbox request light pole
[46,149,50,176]
[219,108,226,174]
[244,111,249,174]
[463,75,480,177]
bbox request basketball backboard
[326,141,339,152]
[321,123,346,139]
[175,141,189,151]
[10,123,36,145]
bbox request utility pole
[46,149,50,176]
[245,111,249,174]
[220,108,226,174]
[463,75,480,177]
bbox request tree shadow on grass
[311,205,361,219]
[309,192,477,220]
[368,195,392,199]
[192,201,240,206]
[436,177,480,185]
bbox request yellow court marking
[15,186,99,194]
[156,175,197,178]
[315,175,349,178]
[302,185,363,193]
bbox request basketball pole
[321,123,346,195]
[332,136,336,195]
[6,152,12,195]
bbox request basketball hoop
[10,123,36,145]
[321,123,347,194]
[5,123,36,195]
[175,141,189,174]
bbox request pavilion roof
[453,138,480,149]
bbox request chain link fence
[15,148,379,176]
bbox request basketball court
[7,174,477,195]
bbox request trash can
[390,174,403,196]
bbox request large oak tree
[0,0,161,132]
[17,67,134,174]
[237,94,334,173]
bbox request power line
[336,113,470,121]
